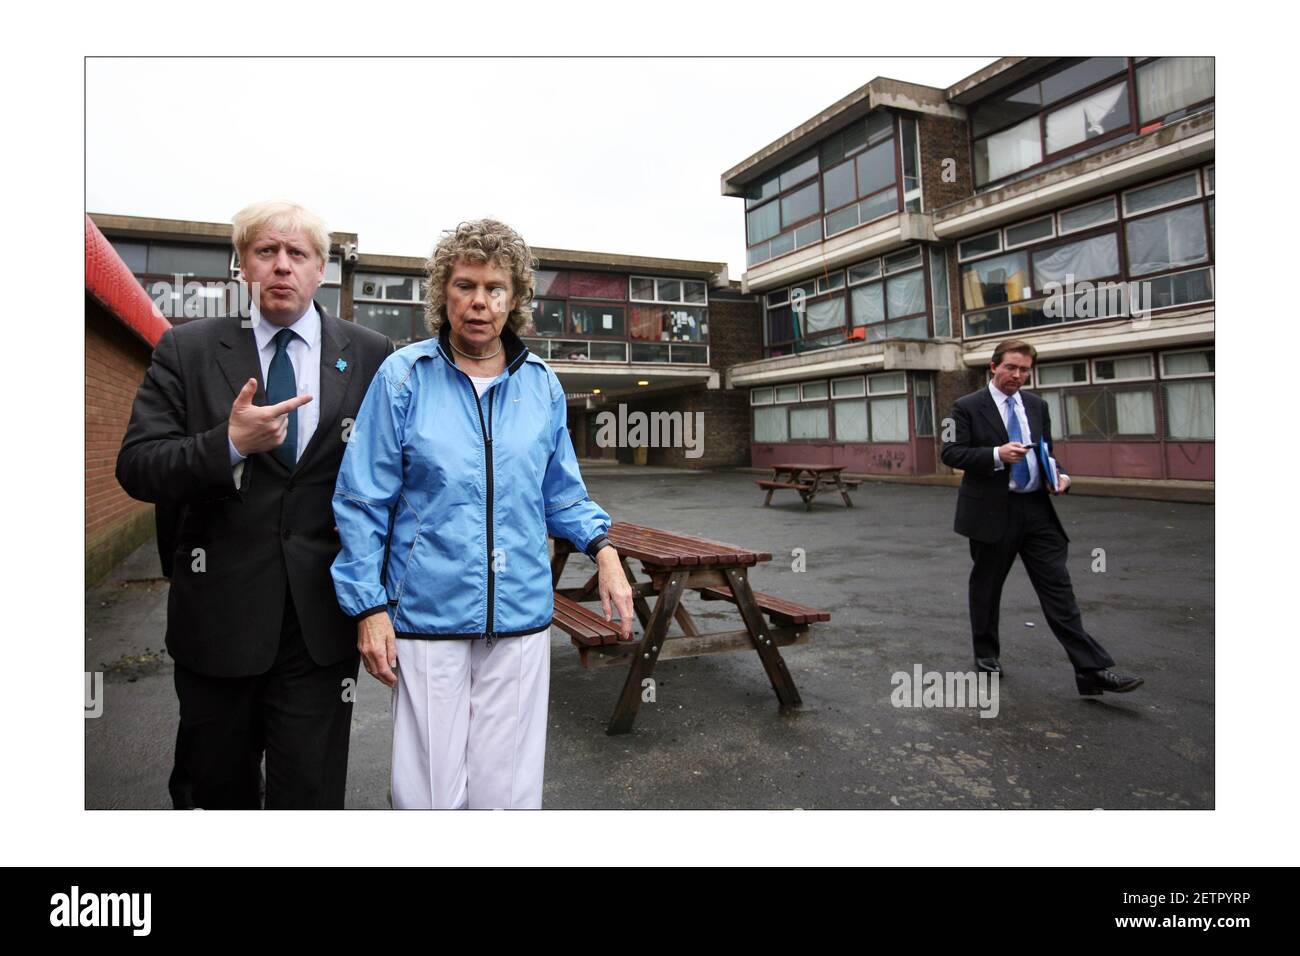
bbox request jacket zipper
[470,381,496,647]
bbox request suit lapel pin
[335,358,348,372]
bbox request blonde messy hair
[425,219,535,333]
[232,200,331,265]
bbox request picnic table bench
[550,521,830,734]
[758,463,860,510]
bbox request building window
[913,375,935,437]
[1058,197,1118,235]
[970,57,1209,188]
[930,247,952,337]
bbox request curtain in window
[851,283,885,324]
[803,297,846,334]
[1113,389,1156,435]
[834,401,869,442]
[978,117,1042,182]
[1138,57,1214,122]
[1164,381,1214,439]
[790,406,830,440]
[886,271,925,317]
[1045,83,1128,153]
[754,406,788,443]
[1125,207,1208,276]
[869,397,908,441]
[1033,234,1120,286]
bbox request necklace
[449,338,503,361]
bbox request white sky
[86,57,996,278]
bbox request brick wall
[933,366,985,474]
[86,294,155,584]
[919,113,974,212]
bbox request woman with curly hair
[331,218,634,809]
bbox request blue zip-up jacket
[331,323,611,640]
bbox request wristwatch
[585,534,613,558]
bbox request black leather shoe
[975,657,1002,675]
[1075,668,1143,696]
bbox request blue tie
[1006,395,1031,490]
[267,327,299,469]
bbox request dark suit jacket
[116,304,393,677]
[940,386,1068,545]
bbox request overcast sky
[86,57,995,277]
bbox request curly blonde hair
[425,219,535,334]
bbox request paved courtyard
[85,467,1213,809]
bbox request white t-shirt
[469,374,496,398]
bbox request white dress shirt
[228,301,323,480]
[989,381,1041,493]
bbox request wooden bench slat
[756,480,813,491]
[552,593,621,646]
[698,585,830,625]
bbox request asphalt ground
[85,469,1213,809]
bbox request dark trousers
[968,490,1115,672]
[168,594,360,809]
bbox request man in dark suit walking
[116,201,393,807]
[940,338,1143,697]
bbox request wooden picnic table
[550,522,828,734]
[757,462,861,510]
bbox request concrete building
[722,57,1214,483]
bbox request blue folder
[1038,437,1060,493]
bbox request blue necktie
[1006,395,1031,490]
[267,328,299,469]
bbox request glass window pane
[1138,57,1215,123]
[1145,268,1213,308]
[1124,174,1199,215]
[963,307,1009,338]
[751,387,773,405]
[670,344,708,364]
[754,404,789,442]
[775,385,801,403]
[831,377,866,398]
[858,189,899,224]
[802,381,829,400]
[972,84,1042,138]
[781,182,820,227]
[682,280,707,304]
[833,400,868,442]
[930,248,951,337]
[1162,350,1213,376]
[780,154,819,191]
[850,283,885,325]
[766,305,794,344]
[884,247,922,273]
[803,296,846,334]
[630,276,655,300]
[629,305,667,341]
[790,406,830,440]
[110,239,149,273]
[960,232,1001,260]
[528,299,565,336]
[656,279,681,303]
[754,406,788,442]
[960,251,1029,309]
[974,117,1042,185]
[823,160,857,211]
[325,257,342,284]
[1059,197,1117,234]
[354,303,415,343]
[1065,388,1108,439]
[748,202,780,244]
[1005,216,1055,248]
[1040,57,1128,105]
[629,342,670,363]
[869,397,909,441]
[1094,355,1153,381]
[1112,388,1157,435]
[770,230,795,258]
[1033,233,1120,286]
[794,220,823,248]
[866,111,894,145]
[147,242,231,277]
[1041,390,1065,437]
[868,372,906,395]
[1125,206,1208,276]
[1046,81,1130,154]
[855,140,896,198]
[664,306,705,341]
[882,315,929,340]
[886,271,925,318]
[569,303,625,337]
[746,174,779,208]
[825,205,859,236]
[1163,381,1214,439]
[848,260,881,283]
[1037,362,1088,386]
[913,376,935,436]
[314,285,341,317]
[588,341,628,362]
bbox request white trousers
[391,629,550,809]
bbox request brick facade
[85,294,155,584]
[918,113,974,212]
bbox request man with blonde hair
[117,200,394,808]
